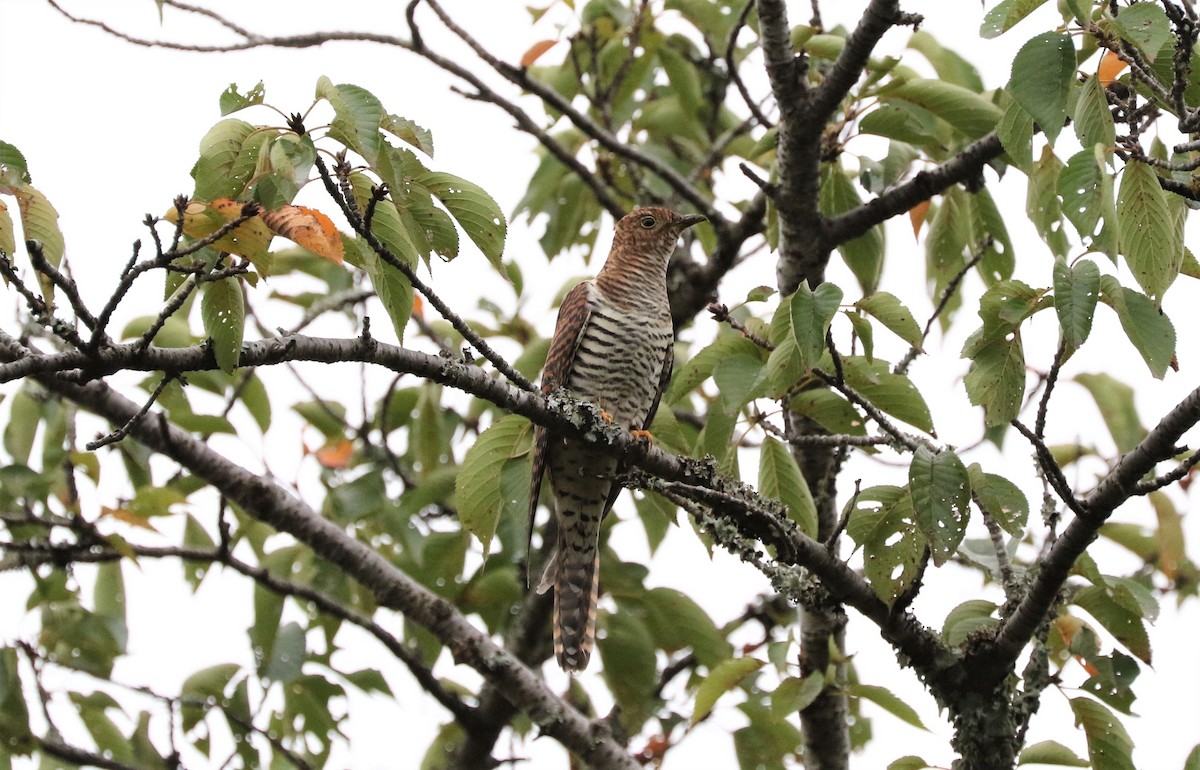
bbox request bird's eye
[639,215,656,228]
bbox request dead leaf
[909,199,931,238]
[262,204,345,264]
[520,39,558,68]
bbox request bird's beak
[675,213,706,229]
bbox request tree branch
[976,383,1200,683]
[824,133,1004,246]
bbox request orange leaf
[1098,50,1128,86]
[909,199,931,238]
[412,293,425,321]
[262,205,345,264]
[314,438,354,469]
[520,39,557,68]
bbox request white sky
[1,1,1198,769]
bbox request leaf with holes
[845,485,923,605]
[420,171,506,271]
[1052,257,1100,358]
[909,446,971,566]
[201,276,245,374]
[1070,698,1135,770]
[967,463,1028,536]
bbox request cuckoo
[529,206,705,671]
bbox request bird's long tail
[551,539,600,672]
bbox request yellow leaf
[262,204,345,264]
[164,198,272,265]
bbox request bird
[529,206,705,672]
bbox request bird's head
[611,207,706,262]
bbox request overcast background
[1,1,1198,768]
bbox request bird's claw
[631,429,654,445]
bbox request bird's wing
[527,280,594,578]
[642,338,675,432]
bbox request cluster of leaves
[0,77,513,768]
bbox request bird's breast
[566,300,671,429]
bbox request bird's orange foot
[631,429,655,445]
[599,410,614,422]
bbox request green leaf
[758,436,818,537]
[967,463,1029,536]
[908,446,971,566]
[1069,698,1136,770]
[382,114,435,157]
[218,81,264,116]
[191,119,256,201]
[820,165,883,292]
[856,291,923,348]
[1075,373,1146,454]
[1117,161,1180,302]
[1072,75,1116,153]
[263,620,305,683]
[201,276,245,373]
[597,611,658,728]
[638,588,732,667]
[1098,275,1176,379]
[713,351,770,416]
[886,79,1003,139]
[908,30,984,91]
[889,758,935,770]
[668,334,761,404]
[771,672,825,717]
[1009,32,1075,143]
[843,357,934,434]
[419,171,507,271]
[180,663,240,731]
[692,656,764,725]
[346,233,415,345]
[1027,146,1070,256]
[848,683,928,731]
[455,415,532,556]
[94,561,128,652]
[0,140,31,184]
[1018,740,1090,766]
[316,77,384,165]
[1074,585,1152,663]
[845,486,924,605]
[1057,150,1106,244]
[0,647,33,756]
[980,0,1051,38]
[1052,257,1100,357]
[789,282,844,371]
[998,99,1036,172]
[942,599,998,647]
[1107,3,1171,60]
